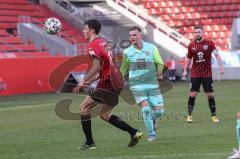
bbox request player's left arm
[213,47,224,75]
[120,54,130,78]
[86,73,99,84]
[153,46,164,79]
[73,57,101,93]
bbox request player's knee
[207,93,214,99]
[100,113,111,121]
[208,95,214,99]
[80,104,89,115]
[153,108,164,118]
[190,92,198,98]
[140,100,149,107]
[237,112,240,119]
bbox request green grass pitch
[0,80,239,159]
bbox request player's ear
[90,28,95,34]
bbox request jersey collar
[132,41,145,52]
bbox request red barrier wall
[0,56,90,96]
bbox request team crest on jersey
[99,42,106,46]
[144,51,150,56]
[89,48,95,56]
[203,45,209,50]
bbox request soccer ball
[44,17,62,35]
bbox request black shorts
[190,77,213,92]
[89,88,121,106]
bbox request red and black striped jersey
[187,39,217,78]
[88,37,123,90]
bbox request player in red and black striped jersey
[73,19,143,150]
[182,25,224,123]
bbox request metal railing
[110,0,190,47]
[41,0,113,41]
[54,0,92,24]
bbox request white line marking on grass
[0,103,55,112]
[84,152,228,159]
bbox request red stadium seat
[0,16,18,22]
[205,25,212,32]
[0,10,47,18]
[0,4,36,11]
[0,30,8,36]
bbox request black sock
[188,96,195,115]
[81,114,94,144]
[208,97,216,116]
[109,115,137,136]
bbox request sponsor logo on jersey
[203,45,209,50]
[196,52,206,63]
[89,48,95,56]
[137,59,146,68]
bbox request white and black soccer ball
[44,17,62,35]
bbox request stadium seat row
[0,0,27,4]
[145,4,239,13]
[134,0,240,7]
[150,10,238,19]
[164,18,234,28]
[0,4,40,11]
[130,0,240,50]
[0,10,51,17]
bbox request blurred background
[0,0,240,96]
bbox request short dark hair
[194,25,203,30]
[84,19,101,34]
[129,26,142,32]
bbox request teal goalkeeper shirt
[121,41,164,90]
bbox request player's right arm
[183,43,193,77]
[120,53,130,78]
[183,58,191,76]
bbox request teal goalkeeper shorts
[131,88,164,106]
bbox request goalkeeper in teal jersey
[120,26,165,142]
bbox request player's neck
[90,34,99,42]
[133,41,143,50]
[196,38,204,43]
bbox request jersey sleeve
[120,50,130,77]
[211,41,219,55]
[153,46,164,72]
[187,43,193,58]
[88,43,103,60]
